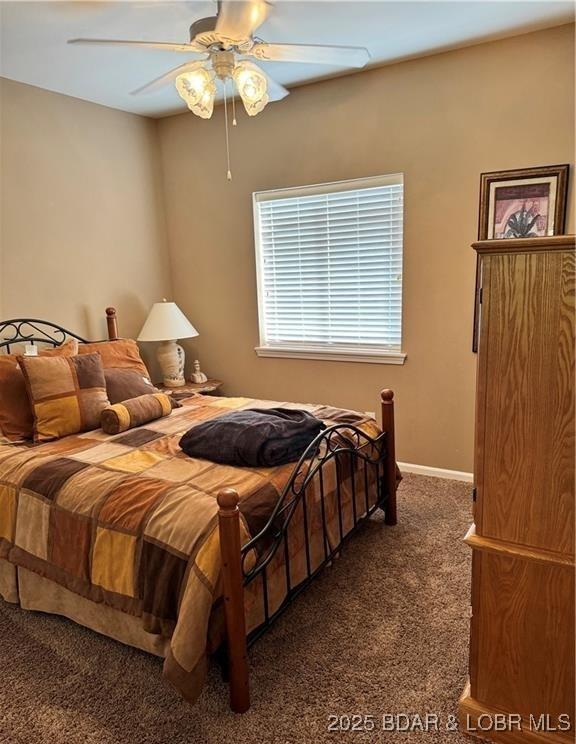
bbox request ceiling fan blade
[248,42,370,68]
[215,0,268,44]
[68,38,207,54]
[131,61,206,95]
[264,74,290,102]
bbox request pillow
[18,352,110,442]
[79,339,150,376]
[101,392,175,435]
[0,339,79,442]
[104,368,159,404]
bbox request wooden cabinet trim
[459,681,576,744]
[473,235,575,255]
[465,524,575,568]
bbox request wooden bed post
[381,389,398,526]
[106,307,119,341]
[217,488,250,713]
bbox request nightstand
[158,379,223,400]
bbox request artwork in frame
[472,164,570,351]
[479,164,569,240]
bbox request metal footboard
[216,389,398,713]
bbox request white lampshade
[137,300,199,342]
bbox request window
[253,174,405,364]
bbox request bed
[0,309,399,712]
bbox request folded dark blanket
[179,408,326,467]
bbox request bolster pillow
[101,392,176,435]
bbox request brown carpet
[0,474,472,744]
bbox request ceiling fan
[68,0,371,119]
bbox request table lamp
[138,300,199,387]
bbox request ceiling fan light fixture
[233,62,269,116]
[70,1,369,176]
[175,68,216,118]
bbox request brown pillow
[18,352,110,442]
[79,339,149,376]
[101,393,175,435]
[0,339,79,442]
[104,368,159,404]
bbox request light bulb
[175,68,216,119]
[233,63,269,116]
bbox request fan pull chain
[232,92,237,127]
[223,79,232,181]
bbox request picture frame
[478,164,569,241]
[472,164,570,351]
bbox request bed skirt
[0,557,168,658]
[0,557,18,603]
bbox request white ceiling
[1,1,573,118]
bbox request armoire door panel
[479,251,575,554]
[474,550,575,722]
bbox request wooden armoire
[459,235,575,744]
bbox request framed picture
[478,164,569,241]
[472,164,570,351]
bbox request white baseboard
[398,462,473,483]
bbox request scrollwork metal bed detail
[242,423,389,632]
[217,390,398,713]
[0,307,397,714]
[0,308,119,351]
[0,318,89,351]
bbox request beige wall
[158,24,575,473]
[0,78,172,360]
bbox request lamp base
[157,340,186,387]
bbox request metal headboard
[0,319,88,352]
[0,307,119,352]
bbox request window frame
[252,174,406,365]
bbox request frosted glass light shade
[233,63,269,116]
[138,301,199,342]
[175,68,216,119]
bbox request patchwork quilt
[0,394,381,703]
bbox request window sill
[254,346,407,365]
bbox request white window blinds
[253,174,404,363]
